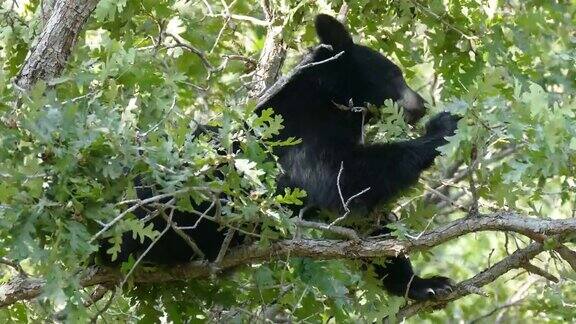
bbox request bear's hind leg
[372,256,453,301]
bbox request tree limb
[1,212,574,308]
[15,0,100,90]
[247,0,286,98]
[396,241,545,319]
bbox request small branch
[330,161,370,227]
[83,285,109,308]
[159,203,206,260]
[470,299,524,324]
[298,50,345,71]
[176,199,216,230]
[294,205,312,239]
[522,262,558,283]
[207,13,270,26]
[468,146,480,215]
[294,219,359,240]
[140,95,177,137]
[408,0,477,41]
[396,241,545,319]
[0,258,28,277]
[214,229,236,266]
[89,288,115,324]
[556,245,576,271]
[165,32,214,71]
[119,207,176,288]
[256,48,344,107]
[89,188,191,244]
[423,183,467,212]
[471,275,538,323]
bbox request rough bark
[1,212,574,309]
[15,0,100,90]
[248,0,286,98]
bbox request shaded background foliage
[0,0,575,322]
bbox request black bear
[103,14,458,301]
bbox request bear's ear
[315,14,353,50]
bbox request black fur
[101,14,458,301]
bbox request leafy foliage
[0,0,575,322]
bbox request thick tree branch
[1,212,574,308]
[247,0,286,98]
[15,0,100,90]
[396,241,545,319]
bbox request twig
[423,183,468,212]
[405,214,436,240]
[294,205,312,239]
[332,98,368,143]
[165,32,214,71]
[207,13,270,26]
[201,0,214,15]
[120,206,176,288]
[89,188,190,243]
[408,0,477,40]
[471,277,538,324]
[176,199,216,230]
[89,288,115,324]
[556,245,576,271]
[214,229,236,265]
[330,161,371,227]
[209,15,231,54]
[159,203,206,260]
[294,219,359,240]
[470,299,524,324]
[140,95,177,137]
[83,285,109,308]
[403,274,416,300]
[468,146,480,215]
[298,51,345,71]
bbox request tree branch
[396,241,545,319]
[15,0,100,90]
[1,212,574,308]
[247,0,286,98]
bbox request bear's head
[313,14,426,124]
[258,14,427,126]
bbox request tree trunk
[15,0,100,90]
